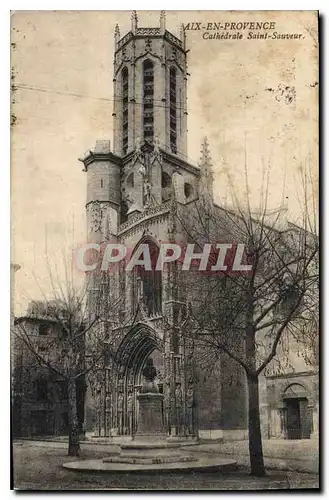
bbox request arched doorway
[114,323,164,436]
[282,384,312,439]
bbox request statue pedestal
[136,392,165,436]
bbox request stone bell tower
[112,10,188,158]
[81,11,198,239]
[80,11,205,439]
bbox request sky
[11,10,318,314]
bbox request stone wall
[265,370,319,439]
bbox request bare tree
[173,158,318,476]
[13,249,135,456]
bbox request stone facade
[82,12,248,440]
[12,312,85,437]
[265,370,319,440]
[260,330,319,440]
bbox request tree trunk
[67,376,80,456]
[247,373,266,476]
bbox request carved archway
[280,383,312,439]
[281,382,310,401]
[114,323,164,435]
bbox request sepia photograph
[10,9,319,491]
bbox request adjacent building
[12,302,85,437]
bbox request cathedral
[81,11,248,440]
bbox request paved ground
[12,439,319,491]
[188,438,319,474]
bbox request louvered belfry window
[122,67,129,155]
[169,67,177,153]
[143,60,154,144]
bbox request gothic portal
[81,11,248,439]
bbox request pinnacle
[131,10,138,32]
[199,137,212,166]
[159,11,166,31]
[114,24,120,38]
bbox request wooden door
[286,399,301,439]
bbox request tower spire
[160,11,166,33]
[199,137,214,202]
[131,10,138,33]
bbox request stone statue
[138,163,146,177]
[175,383,183,435]
[105,394,112,437]
[136,359,165,436]
[118,392,124,434]
[124,192,134,210]
[154,135,161,152]
[127,392,133,412]
[186,387,195,435]
[143,180,152,207]
[187,387,194,407]
[118,392,124,411]
[127,391,133,435]
[143,358,157,382]
[175,383,182,406]
[136,136,141,153]
[141,358,158,393]
[137,161,152,208]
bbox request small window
[57,380,68,400]
[161,172,171,188]
[39,323,50,336]
[162,171,173,202]
[36,379,48,401]
[120,201,128,224]
[100,179,103,188]
[184,183,194,199]
[127,173,134,188]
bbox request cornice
[115,29,186,55]
[118,203,171,237]
[85,200,120,209]
[161,149,200,176]
[266,369,319,380]
[81,152,123,171]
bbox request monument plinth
[136,358,165,436]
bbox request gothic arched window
[120,201,128,224]
[169,67,177,154]
[126,172,134,188]
[131,239,162,317]
[143,60,154,144]
[161,170,173,202]
[122,67,129,155]
[184,182,194,199]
